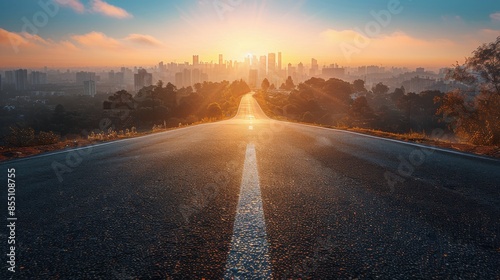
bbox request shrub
[6,126,35,147]
[37,131,60,145]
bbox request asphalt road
[1,93,499,279]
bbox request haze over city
[0,0,499,69]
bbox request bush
[6,126,35,147]
[37,131,60,145]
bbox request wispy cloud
[490,12,500,21]
[54,0,85,13]
[124,34,164,47]
[91,0,132,19]
[71,31,123,49]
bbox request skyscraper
[219,54,223,66]
[278,52,282,71]
[310,58,319,77]
[30,71,47,85]
[268,53,276,74]
[134,69,153,91]
[193,55,199,66]
[76,71,96,84]
[5,71,14,86]
[183,68,192,87]
[192,68,201,85]
[14,69,28,90]
[259,55,267,79]
[83,80,96,97]
[175,72,183,88]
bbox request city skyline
[0,0,498,68]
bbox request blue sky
[0,0,498,67]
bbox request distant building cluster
[0,53,466,99]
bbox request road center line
[224,143,272,279]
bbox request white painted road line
[224,143,272,280]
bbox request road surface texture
[1,93,499,279]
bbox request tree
[206,102,223,119]
[352,79,367,92]
[261,78,270,91]
[372,82,389,95]
[448,36,499,97]
[437,36,500,145]
[349,96,374,119]
[284,76,295,90]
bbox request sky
[0,0,498,69]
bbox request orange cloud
[91,0,132,19]
[71,31,123,49]
[124,34,164,47]
[54,0,85,13]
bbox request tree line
[256,36,499,146]
[1,79,250,147]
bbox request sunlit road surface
[1,93,499,279]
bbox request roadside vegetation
[0,79,250,160]
[254,37,499,158]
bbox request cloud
[124,34,164,47]
[54,0,85,13]
[490,12,500,21]
[91,0,132,19]
[71,31,123,49]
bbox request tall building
[288,63,295,79]
[76,71,96,84]
[30,71,47,85]
[134,69,153,91]
[108,70,115,82]
[183,68,192,87]
[14,69,28,90]
[259,56,267,79]
[192,68,201,85]
[83,80,96,97]
[115,72,124,85]
[5,71,14,86]
[310,58,319,77]
[193,55,199,66]
[298,62,304,81]
[175,72,183,88]
[219,54,223,66]
[278,52,282,71]
[322,64,345,78]
[268,53,276,74]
